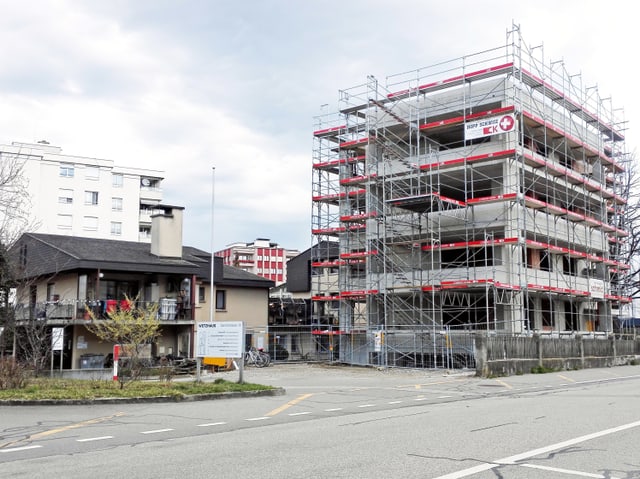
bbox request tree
[0,148,34,358]
[0,150,32,247]
[84,297,160,388]
[612,151,640,316]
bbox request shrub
[0,357,30,390]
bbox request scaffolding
[311,24,630,369]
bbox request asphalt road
[1,363,640,478]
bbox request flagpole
[210,166,216,322]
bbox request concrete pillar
[474,333,488,377]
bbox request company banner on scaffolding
[465,113,516,140]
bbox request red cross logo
[499,115,515,132]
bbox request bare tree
[612,152,640,314]
[84,297,161,388]
[0,150,32,247]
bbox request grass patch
[530,365,558,374]
[0,378,274,401]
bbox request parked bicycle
[244,347,270,368]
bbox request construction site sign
[465,113,516,140]
[196,321,244,358]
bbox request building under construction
[311,26,630,368]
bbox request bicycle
[244,347,270,367]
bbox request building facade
[1,140,164,242]
[6,207,274,369]
[216,238,299,286]
[311,27,630,367]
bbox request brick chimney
[150,205,184,258]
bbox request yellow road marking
[266,393,313,417]
[0,412,125,449]
[494,379,512,390]
[557,374,576,383]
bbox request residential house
[8,206,273,369]
[0,140,164,242]
[216,238,299,286]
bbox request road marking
[431,418,640,479]
[438,395,452,399]
[197,422,227,427]
[325,408,343,412]
[388,400,403,404]
[141,428,174,435]
[521,462,622,478]
[0,445,42,453]
[494,379,512,390]
[558,374,576,383]
[398,378,467,389]
[288,412,311,416]
[76,436,113,443]
[414,397,428,401]
[358,404,375,408]
[0,412,126,450]
[28,413,125,441]
[266,393,314,417]
[245,417,270,422]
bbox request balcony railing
[13,299,193,322]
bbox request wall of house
[212,287,269,330]
[2,141,164,242]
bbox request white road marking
[0,445,43,453]
[358,404,375,408]
[197,422,227,427]
[414,397,428,401]
[288,412,311,416]
[438,395,452,399]
[140,428,174,435]
[245,417,270,422]
[388,400,403,404]
[76,436,113,442]
[521,462,622,478]
[431,418,640,479]
[325,408,343,412]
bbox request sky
[0,0,637,253]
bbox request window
[83,216,98,231]
[57,214,72,230]
[85,166,99,180]
[112,197,123,211]
[110,222,122,236]
[58,188,73,204]
[60,164,74,177]
[112,173,123,187]
[84,191,99,205]
[198,286,206,302]
[215,290,226,310]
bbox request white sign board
[465,113,516,140]
[374,331,384,352]
[52,328,64,351]
[590,279,605,299]
[197,321,244,358]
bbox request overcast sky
[1,1,636,253]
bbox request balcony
[13,299,193,323]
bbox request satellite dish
[141,178,151,186]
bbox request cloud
[0,0,636,256]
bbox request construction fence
[268,326,640,377]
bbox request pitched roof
[12,233,274,288]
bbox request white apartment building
[2,140,164,242]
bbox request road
[1,364,640,478]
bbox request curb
[0,387,286,406]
